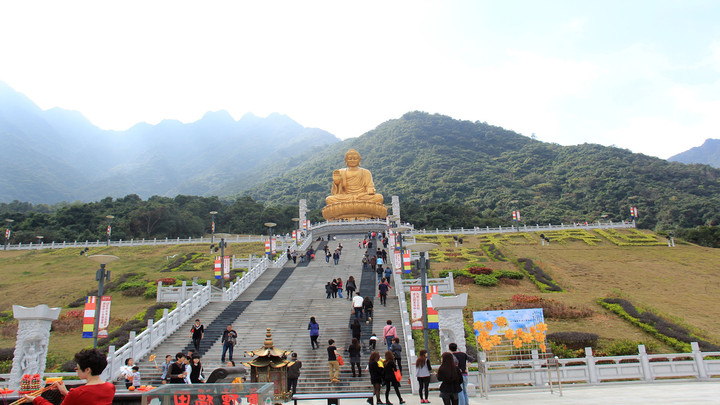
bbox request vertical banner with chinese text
[97,296,112,338]
[224,256,231,280]
[410,286,423,329]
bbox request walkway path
[135,233,408,393]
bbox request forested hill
[247,111,720,230]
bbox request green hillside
[247,112,720,230]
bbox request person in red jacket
[24,348,115,405]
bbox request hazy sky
[1,0,718,159]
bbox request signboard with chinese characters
[97,296,112,338]
[140,382,274,405]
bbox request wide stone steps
[132,235,410,394]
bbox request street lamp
[4,218,14,250]
[406,242,438,354]
[394,225,411,250]
[214,233,231,289]
[264,222,276,259]
[209,211,218,244]
[87,254,119,348]
[105,215,114,246]
[36,235,44,248]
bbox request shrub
[512,294,542,304]
[548,341,583,359]
[467,266,493,275]
[51,311,84,333]
[494,270,524,279]
[0,322,17,337]
[498,278,521,286]
[547,332,599,350]
[0,347,14,361]
[516,258,562,292]
[121,286,147,297]
[602,340,643,356]
[474,274,498,286]
[156,278,176,285]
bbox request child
[369,333,378,350]
[131,365,141,389]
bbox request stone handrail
[3,234,300,251]
[389,249,419,394]
[103,280,213,382]
[222,256,270,301]
[471,342,718,394]
[408,220,635,236]
[400,274,455,294]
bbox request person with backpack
[383,351,405,405]
[287,353,302,396]
[221,324,237,363]
[437,351,463,405]
[362,296,374,322]
[190,319,204,352]
[346,276,357,299]
[376,264,384,283]
[391,337,403,373]
[450,342,469,405]
[308,317,320,349]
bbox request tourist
[337,277,344,298]
[221,324,237,363]
[383,320,397,351]
[358,241,362,249]
[370,255,377,271]
[437,352,463,405]
[189,355,204,384]
[352,294,364,318]
[391,337,403,373]
[325,282,334,299]
[325,249,331,263]
[308,317,320,349]
[350,318,362,343]
[120,358,134,388]
[333,250,340,265]
[383,351,405,405]
[449,343,469,405]
[348,338,362,377]
[376,265,384,283]
[287,353,302,396]
[368,351,384,404]
[168,352,188,384]
[346,276,357,299]
[23,348,115,404]
[369,333,378,350]
[331,279,339,298]
[363,296,374,321]
[160,355,172,384]
[327,339,340,383]
[384,267,392,284]
[190,319,204,352]
[416,350,432,403]
[183,355,192,384]
[286,248,292,262]
[362,256,369,271]
[131,366,141,390]
[376,255,384,272]
[378,279,390,306]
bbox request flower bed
[477,232,535,246]
[598,297,720,352]
[539,229,602,246]
[516,258,562,292]
[439,264,524,287]
[594,229,666,246]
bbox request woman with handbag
[308,317,320,349]
[382,351,405,405]
[368,351,384,404]
[415,349,432,403]
[437,352,463,405]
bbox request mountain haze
[0,82,340,203]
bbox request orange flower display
[504,329,516,340]
[495,316,508,327]
[513,338,523,349]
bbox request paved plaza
[286,381,720,404]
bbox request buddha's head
[344,149,361,167]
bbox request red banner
[410,286,423,329]
[97,296,112,338]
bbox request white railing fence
[471,342,719,395]
[400,273,455,295]
[389,246,419,394]
[103,280,213,382]
[407,220,636,237]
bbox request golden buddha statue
[322,149,387,220]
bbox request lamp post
[105,215,114,246]
[264,222,277,260]
[209,211,218,244]
[87,254,119,348]
[291,218,300,244]
[510,200,519,231]
[394,225,411,250]
[406,242,438,354]
[4,218,14,250]
[36,235,44,248]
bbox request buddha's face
[345,151,361,167]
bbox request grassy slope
[0,242,264,364]
[422,230,720,352]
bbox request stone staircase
[130,234,410,395]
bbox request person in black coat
[437,352,463,405]
[383,351,405,405]
[368,351,384,404]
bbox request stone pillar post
[391,196,400,222]
[299,199,307,229]
[430,293,468,353]
[9,304,61,390]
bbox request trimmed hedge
[516,258,562,292]
[547,332,598,350]
[599,298,720,352]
